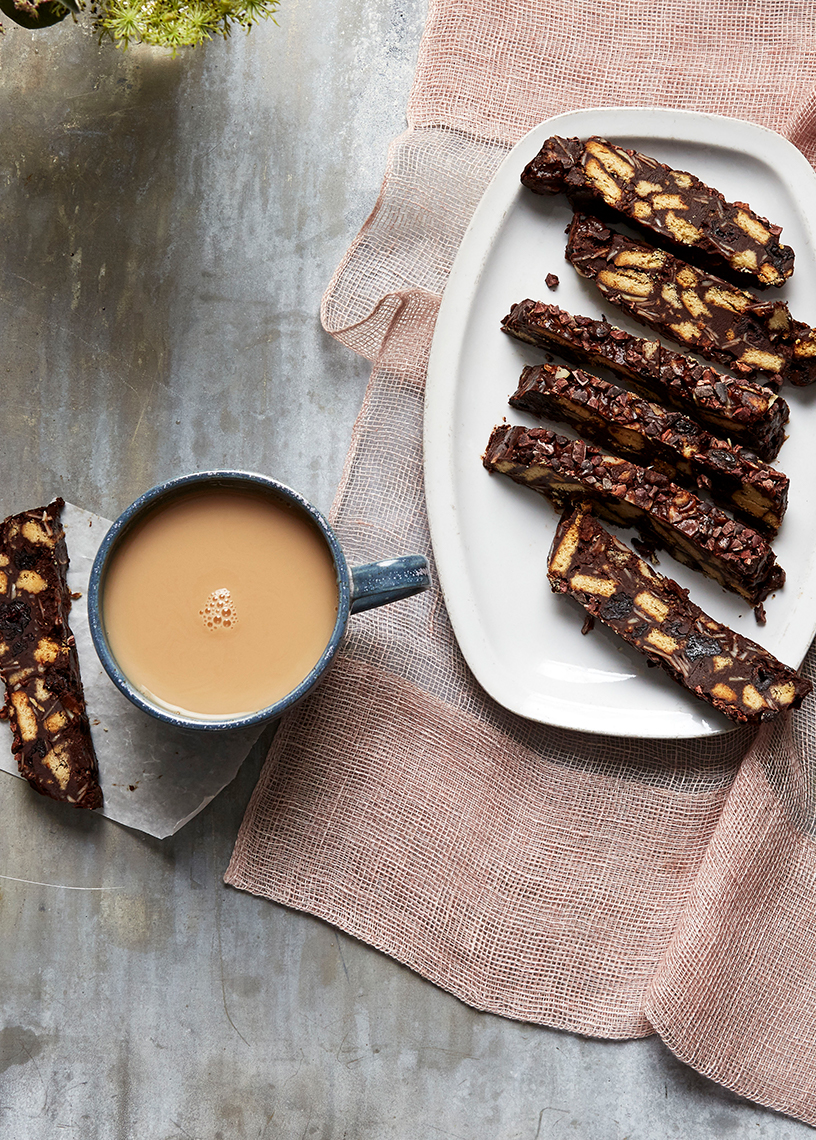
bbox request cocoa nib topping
[501,300,788,461]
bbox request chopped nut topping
[484,423,784,608]
[500,300,790,457]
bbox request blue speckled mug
[87,471,431,731]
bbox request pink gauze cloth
[226,0,816,1125]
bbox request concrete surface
[0,3,811,1137]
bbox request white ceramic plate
[424,107,816,739]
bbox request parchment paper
[0,502,265,839]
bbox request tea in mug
[101,487,339,717]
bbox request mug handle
[349,555,431,614]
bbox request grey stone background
[0,4,810,1137]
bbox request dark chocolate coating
[522,135,795,289]
[547,503,810,724]
[501,300,789,460]
[0,499,102,809]
[510,362,789,535]
[483,424,785,608]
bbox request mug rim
[87,470,352,732]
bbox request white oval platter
[424,107,816,739]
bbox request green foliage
[91,0,280,48]
[0,0,278,46]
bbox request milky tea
[101,487,339,718]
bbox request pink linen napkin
[227,0,816,1123]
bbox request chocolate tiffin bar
[521,135,795,289]
[483,424,785,609]
[565,214,816,386]
[501,301,789,462]
[510,363,789,535]
[0,499,102,809]
[547,503,810,724]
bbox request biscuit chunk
[565,214,816,386]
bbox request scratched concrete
[0,4,812,1139]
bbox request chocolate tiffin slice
[565,213,816,386]
[521,135,795,289]
[0,499,102,808]
[547,502,811,724]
